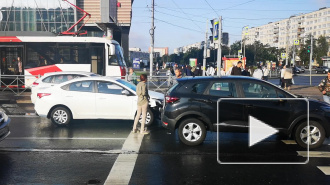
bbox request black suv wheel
[178,118,206,146]
[294,121,325,149]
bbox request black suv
[161,76,330,149]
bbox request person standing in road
[231,61,242,75]
[127,67,137,85]
[283,65,293,90]
[318,71,330,104]
[132,74,150,134]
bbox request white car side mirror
[121,90,130,95]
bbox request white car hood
[148,90,164,100]
[148,90,164,107]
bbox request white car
[34,76,164,126]
[31,71,100,104]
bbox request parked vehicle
[293,67,301,74]
[31,71,100,104]
[297,66,305,73]
[0,111,10,142]
[161,76,330,149]
[34,77,163,126]
[315,66,329,74]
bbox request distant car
[30,71,100,104]
[0,111,10,142]
[34,76,163,126]
[295,66,305,73]
[315,66,329,74]
[293,67,301,74]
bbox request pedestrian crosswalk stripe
[104,132,144,185]
[297,151,330,158]
[282,140,297,144]
[317,166,330,175]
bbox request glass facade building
[0,0,75,33]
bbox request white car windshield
[116,79,136,92]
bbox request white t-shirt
[263,68,269,76]
[253,69,263,79]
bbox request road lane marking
[0,148,124,154]
[297,151,330,158]
[6,137,126,140]
[282,140,297,144]
[317,166,330,175]
[104,132,144,185]
[7,115,39,118]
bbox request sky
[129,0,330,54]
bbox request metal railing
[0,74,40,95]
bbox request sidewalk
[287,85,323,101]
[0,85,325,115]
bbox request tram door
[0,46,23,75]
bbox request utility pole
[217,16,222,76]
[309,35,313,86]
[149,0,154,77]
[203,20,208,76]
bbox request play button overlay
[217,98,309,164]
[249,115,278,147]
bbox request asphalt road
[2,116,330,184]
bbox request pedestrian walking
[231,61,242,75]
[253,66,263,79]
[170,68,183,86]
[207,65,215,76]
[262,66,269,81]
[280,65,286,88]
[220,68,226,76]
[127,67,137,85]
[318,71,330,104]
[132,74,150,134]
[283,65,293,90]
[242,66,251,76]
[16,56,23,75]
[185,65,193,76]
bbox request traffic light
[307,45,311,53]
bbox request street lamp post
[241,25,248,59]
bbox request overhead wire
[154,18,204,34]
[170,0,204,32]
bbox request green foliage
[298,35,329,66]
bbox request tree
[230,40,241,55]
[315,35,329,65]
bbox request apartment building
[174,41,204,54]
[243,7,330,49]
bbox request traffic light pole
[309,35,313,86]
[217,16,222,76]
[149,0,154,77]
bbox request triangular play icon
[249,115,279,147]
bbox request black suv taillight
[165,96,179,103]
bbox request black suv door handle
[203,99,213,103]
[245,104,253,108]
